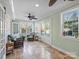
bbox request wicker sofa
[7,35,25,48]
[14,38,24,48]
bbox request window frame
[61,7,79,39]
[12,22,19,34]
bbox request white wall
[2,54,6,59]
[39,3,79,59]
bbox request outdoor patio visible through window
[62,8,79,38]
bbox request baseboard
[39,40,76,59]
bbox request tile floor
[6,41,54,59]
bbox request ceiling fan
[49,0,75,7]
[26,13,38,20]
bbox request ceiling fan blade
[25,12,38,20]
[29,18,32,20]
[33,17,38,20]
[30,15,38,20]
[49,0,57,7]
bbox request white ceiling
[13,0,79,20]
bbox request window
[35,21,50,36]
[61,8,79,38]
[13,23,19,34]
[0,7,3,39]
[0,5,5,59]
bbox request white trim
[49,18,52,44]
[9,0,15,20]
[0,4,5,12]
